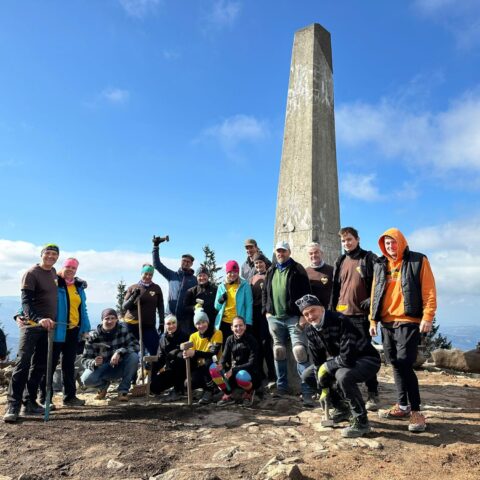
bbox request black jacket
[313,310,379,373]
[183,282,218,327]
[155,329,189,371]
[0,328,6,359]
[262,259,311,317]
[221,333,259,375]
[330,246,377,312]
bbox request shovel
[44,328,55,422]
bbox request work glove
[152,235,161,247]
[218,292,228,304]
[317,363,333,389]
[360,298,371,312]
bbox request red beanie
[225,260,239,273]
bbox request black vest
[371,248,424,320]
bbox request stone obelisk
[274,23,340,265]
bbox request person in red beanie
[214,260,253,342]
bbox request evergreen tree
[424,318,452,356]
[201,244,222,285]
[116,280,127,318]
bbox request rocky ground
[0,365,479,480]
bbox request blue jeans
[267,315,312,396]
[81,352,139,393]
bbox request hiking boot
[39,401,56,411]
[198,390,213,405]
[365,393,379,412]
[95,389,108,400]
[22,401,44,415]
[242,390,255,407]
[217,393,235,406]
[341,416,371,438]
[331,408,351,424]
[378,403,411,419]
[161,390,181,403]
[118,392,129,402]
[3,404,20,423]
[408,411,427,432]
[63,397,86,407]
[302,394,316,408]
[272,388,289,398]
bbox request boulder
[432,348,480,373]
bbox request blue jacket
[54,276,91,343]
[152,247,197,320]
[214,278,253,329]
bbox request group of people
[2,226,437,439]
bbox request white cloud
[201,114,268,154]
[336,91,480,176]
[413,0,480,48]
[205,0,241,29]
[408,219,480,300]
[118,0,161,18]
[0,239,180,303]
[340,173,382,202]
[340,173,419,203]
[101,87,130,104]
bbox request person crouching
[296,295,380,438]
[210,316,260,407]
[81,309,139,401]
[182,309,223,405]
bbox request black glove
[152,235,161,247]
[218,292,228,304]
[360,298,370,312]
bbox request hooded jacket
[370,228,437,326]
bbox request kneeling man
[81,308,139,401]
[296,295,380,438]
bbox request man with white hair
[262,241,313,406]
[305,242,333,309]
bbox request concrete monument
[274,23,340,265]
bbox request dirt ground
[0,365,479,480]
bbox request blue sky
[1,0,480,328]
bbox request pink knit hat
[225,260,239,273]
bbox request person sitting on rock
[150,314,189,401]
[210,316,260,407]
[81,308,139,402]
[183,309,223,405]
[296,294,381,438]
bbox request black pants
[303,357,380,418]
[150,357,186,395]
[7,326,47,406]
[252,307,276,382]
[191,364,215,391]
[346,315,379,394]
[302,364,346,409]
[382,323,421,410]
[40,327,80,403]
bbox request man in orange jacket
[369,228,436,433]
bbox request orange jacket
[369,228,437,327]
